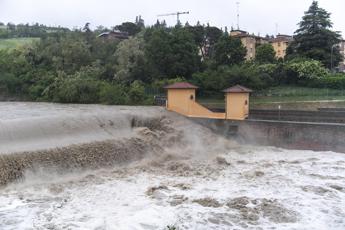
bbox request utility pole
[331,44,338,72]
[157,11,190,25]
[236,2,240,30]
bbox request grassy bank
[0,37,39,50]
[198,86,345,110]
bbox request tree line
[0,1,344,104]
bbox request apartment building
[270,34,293,59]
[230,30,269,60]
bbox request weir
[1,102,345,187]
[0,103,170,186]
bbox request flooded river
[0,102,344,229]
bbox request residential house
[98,30,129,40]
[230,30,269,60]
[270,34,293,59]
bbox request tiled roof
[164,82,199,89]
[223,85,253,93]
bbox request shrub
[284,59,329,80]
[128,80,146,104]
[47,78,101,103]
[99,83,128,105]
[308,73,345,89]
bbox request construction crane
[157,11,190,25]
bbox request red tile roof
[164,82,199,89]
[223,85,253,93]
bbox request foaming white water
[1,148,345,230]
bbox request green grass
[198,86,345,109]
[252,86,345,104]
[0,37,39,50]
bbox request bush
[99,83,128,105]
[128,80,146,104]
[0,72,23,94]
[308,74,345,89]
[284,59,329,80]
[47,78,101,103]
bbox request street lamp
[331,44,339,73]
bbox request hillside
[0,37,39,50]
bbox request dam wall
[191,118,345,153]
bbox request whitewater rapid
[0,102,344,230]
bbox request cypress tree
[287,1,342,69]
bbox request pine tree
[287,1,342,69]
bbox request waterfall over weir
[0,103,169,186]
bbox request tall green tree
[114,36,152,83]
[145,28,200,79]
[256,44,276,63]
[213,35,246,66]
[287,1,342,69]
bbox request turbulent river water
[0,102,344,230]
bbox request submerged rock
[193,197,222,208]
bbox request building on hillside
[98,30,129,40]
[270,34,293,59]
[230,30,269,60]
[339,39,345,72]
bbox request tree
[145,28,200,79]
[114,36,152,83]
[256,44,276,63]
[114,22,142,36]
[213,35,246,66]
[83,22,91,32]
[287,1,342,69]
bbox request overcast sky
[0,0,344,36]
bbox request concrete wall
[226,93,249,120]
[191,118,345,153]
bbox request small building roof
[223,85,253,93]
[164,82,199,89]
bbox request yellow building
[270,34,293,59]
[230,30,269,60]
[164,82,252,121]
[164,82,225,119]
[223,85,252,120]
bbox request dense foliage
[255,44,276,64]
[1,2,345,105]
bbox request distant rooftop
[270,34,293,43]
[98,30,129,39]
[164,82,199,89]
[223,85,253,93]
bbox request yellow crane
[157,11,190,25]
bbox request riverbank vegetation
[0,1,344,105]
